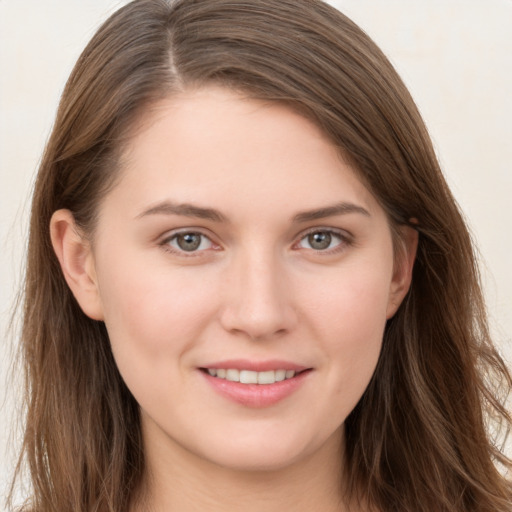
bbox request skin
[51,87,417,512]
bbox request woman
[8,0,511,511]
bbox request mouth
[199,367,309,385]
[199,363,313,407]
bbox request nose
[219,249,298,341]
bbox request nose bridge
[220,243,296,339]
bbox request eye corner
[293,227,353,255]
[159,229,222,257]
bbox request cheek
[95,251,218,381]
[304,258,392,340]
[301,260,393,399]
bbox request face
[61,87,414,473]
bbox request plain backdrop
[1,0,511,502]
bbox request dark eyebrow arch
[292,202,371,223]
[136,201,227,222]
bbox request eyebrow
[136,201,227,222]
[292,202,371,223]
[136,200,370,223]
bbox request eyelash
[160,230,219,257]
[159,227,352,257]
[294,227,352,254]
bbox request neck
[132,422,355,512]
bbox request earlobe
[386,225,418,319]
[50,209,104,320]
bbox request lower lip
[200,370,311,408]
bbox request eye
[297,229,346,251]
[163,231,215,253]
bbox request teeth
[257,370,275,384]
[240,370,258,384]
[226,369,239,382]
[205,368,298,384]
[275,369,286,382]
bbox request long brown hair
[9,0,511,511]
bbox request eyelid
[157,225,353,257]
[159,228,221,256]
[293,226,353,253]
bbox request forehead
[108,86,380,221]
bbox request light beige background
[1,0,511,502]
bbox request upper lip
[201,359,310,372]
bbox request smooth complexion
[51,87,416,512]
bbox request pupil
[308,232,331,250]
[177,233,201,251]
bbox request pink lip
[202,359,308,372]
[199,364,312,408]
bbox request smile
[200,366,312,407]
[204,368,297,385]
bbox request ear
[50,209,104,320]
[386,225,418,319]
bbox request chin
[195,425,343,474]
[208,448,309,473]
